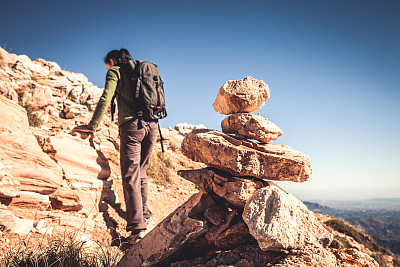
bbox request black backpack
[112,59,167,122]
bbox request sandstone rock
[65,72,88,84]
[34,58,62,73]
[0,163,20,198]
[45,105,58,117]
[63,100,89,119]
[273,245,379,267]
[0,95,63,194]
[11,54,50,77]
[79,84,102,110]
[8,191,51,211]
[178,168,272,208]
[117,193,209,267]
[332,248,378,267]
[181,130,311,182]
[0,71,19,101]
[11,59,33,76]
[221,113,283,143]
[47,76,72,96]
[24,82,53,110]
[49,188,82,211]
[0,204,34,235]
[69,83,83,102]
[213,76,270,114]
[35,133,57,159]
[37,225,54,235]
[170,244,285,267]
[273,244,338,267]
[170,242,378,267]
[174,122,206,136]
[203,204,227,226]
[243,185,333,251]
[205,219,255,250]
[50,135,110,184]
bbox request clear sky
[1,0,399,201]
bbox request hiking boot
[127,230,145,245]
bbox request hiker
[72,48,165,244]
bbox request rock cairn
[118,77,378,266]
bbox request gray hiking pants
[119,119,158,232]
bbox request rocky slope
[0,46,201,253]
[0,48,398,266]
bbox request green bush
[147,151,174,186]
[21,103,44,127]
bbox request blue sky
[1,0,399,201]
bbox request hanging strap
[135,77,141,98]
[158,123,165,153]
[110,93,116,121]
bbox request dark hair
[104,48,132,65]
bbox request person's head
[104,48,132,69]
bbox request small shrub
[108,151,120,165]
[0,51,5,68]
[15,87,26,102]
[30,74,41,81]
[169,142,178,152]
[147,151,174,186]
[325,218,384,252]
[20,103,44,127]
[31,74,48,86]
[371,253,390,267]
[54,70,64,76]
[394,257,400,267]
[178,159,195,170]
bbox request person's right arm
[87,68,119,132]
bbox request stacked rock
[182,76,312,183]
[179,76,330,252]
[118,77,341,267]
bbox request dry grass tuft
[147,151,174,186]
[21,103,44,127]
[0,47,7,69]
[0,231,122,267]
[0,52,5,69]
[325,218,387,253]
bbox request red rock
[178,168,272,208]
[213,76,270,114]
[243,185,333,251]
[221,113,283,143]
[181,130,312,182]
[0,95,63,194]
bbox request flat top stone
[181,129,312,182]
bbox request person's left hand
[71,125,93,139]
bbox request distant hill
[305,200,400,256]
[309,198,400,211]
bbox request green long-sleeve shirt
[87,65,138,131]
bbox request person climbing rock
[73,48,166,245]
